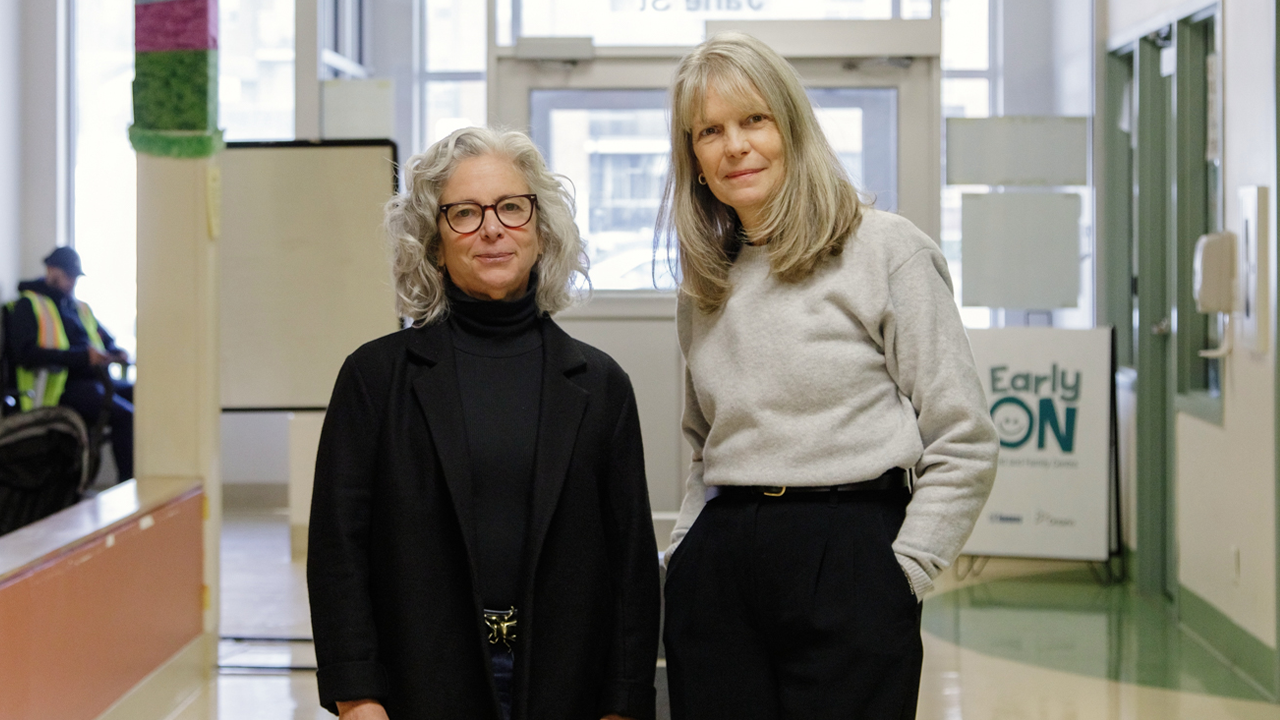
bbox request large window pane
[425,81,487,147]
[504,0,894,46]
[942,77,990,118]
[73,0,137,357]
[220,0,295,141]
[901,0,933,19]
[423,0,487,152]
[427,0,486,71]
[942,0,988,71]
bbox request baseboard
[94,633,211,720]
[1179,585,1278,697]
[291,523,309,560]
[222,482,288,510]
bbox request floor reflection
[202,508,1280,720]
[923,567,1270,702]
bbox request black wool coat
[307,318,661,720]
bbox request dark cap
[43,247,84,277]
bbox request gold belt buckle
[762,486,787,497]
[483,607,518,649]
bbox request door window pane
[809,88,897,211]
[532,91,673,290]
[531,87,898,289]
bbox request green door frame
[1134,36,1174,599]
[1101,51,1134,369]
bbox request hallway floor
[179,506,1280,719]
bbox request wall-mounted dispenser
[1194,230,1235,358]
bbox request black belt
[483,607,518,649]
[717,468,907,499]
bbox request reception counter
[0,479,205,720]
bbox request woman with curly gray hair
[308,127,660,720]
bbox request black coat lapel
[522,320,589,588]
[406,323,478,564]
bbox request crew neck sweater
[668,209,999,598]
[446,278,543,609]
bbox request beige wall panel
[555,311,684,516]
[219,144,400,409]
[136,155,220,481]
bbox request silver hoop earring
[697,174,707,185]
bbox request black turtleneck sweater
[445,279,543,610]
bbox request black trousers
[61,378,134,482]
[663,486,923,720]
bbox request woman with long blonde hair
[658,33,998,720]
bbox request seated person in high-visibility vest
[9,247,133,482]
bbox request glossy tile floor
[184,505,1280,719]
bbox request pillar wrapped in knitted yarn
[130,0,222,158]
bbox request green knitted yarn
[129,126,224,159]
[133,50,218,132]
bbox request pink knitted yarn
[135,0,218,53]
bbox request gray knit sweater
[667,209,999,599]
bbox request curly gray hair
[386,127,589,325]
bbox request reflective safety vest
[14,290,105,411]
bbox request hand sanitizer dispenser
[1194,231,1236,313]
[1193,230,1235,358]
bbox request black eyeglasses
[438,194,538,234]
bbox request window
[220,0,296,141]
[72,0,299,362]
[941,0,1094,330]
[72,0,137,358]
[421,0,487,150]
[500,0,915,47]
[531,91,673,290]
[940,0,994,328]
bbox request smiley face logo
[990,396,1034,448]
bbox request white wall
[0,0,22,299]
[1177,0,1277,648]
[19,0,66,282]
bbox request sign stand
[1089,326,1127,585]
[961,327,1123,573]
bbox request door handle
[1151,317,1172,335]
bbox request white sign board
[964,328,1113,561]
[946,117,1088,186]
[961,192,1082,309]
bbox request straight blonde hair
[656,32,863,313]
